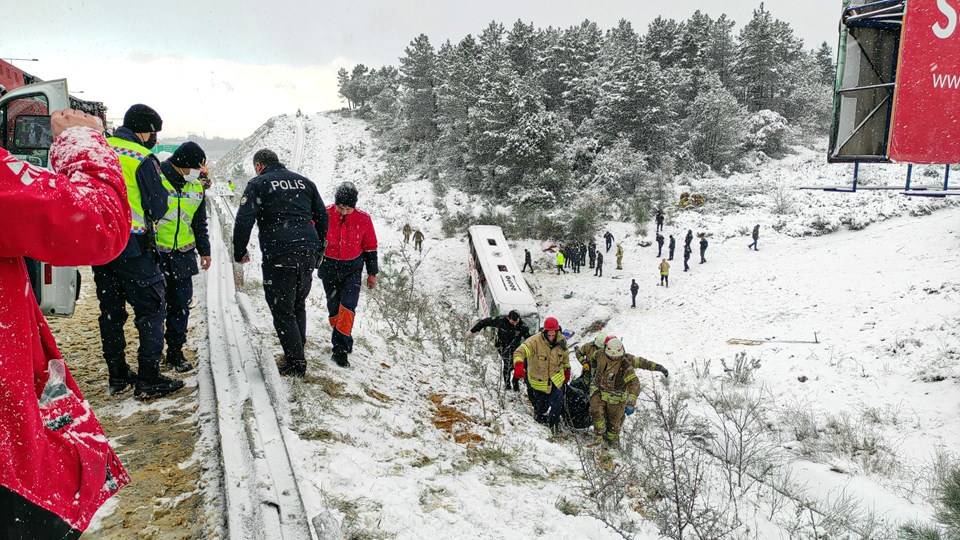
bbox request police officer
[95,104,184,399]
[234,149,328,377]
[157,142,210,373]
[320,182,379,368]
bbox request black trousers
[0,486,81,540]
[669,246,675,260]
[528,384,565,427]
[93,257,166,379]
[522,260,533,273]
[595,264,603,277]
[498,348,520,391]
[164,276,193,351]
[262,251,315,363]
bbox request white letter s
[933,0,958,39]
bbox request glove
[514,362,525,380]
[660,367,670,378]
[465,330,474,339]
[625,406,635,416]
[581,362,590,372]
[564,368,570,384]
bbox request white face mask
[184,169,200,181]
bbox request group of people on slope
[467,312,669,445]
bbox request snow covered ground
[209,112,960,538]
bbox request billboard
[888,0,960,163]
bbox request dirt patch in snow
[428,393,484,446]
[47,270,214,539]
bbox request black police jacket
[233,164,328,262]
[470,316,531,353]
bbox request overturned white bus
[467,225,540,330]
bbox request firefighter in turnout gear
[467,310,531,391]
[156,142,210,374]
[513,316,570,435]
[587,337,640,447]
[95,104,185,399]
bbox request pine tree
[399,34,439,144]
[436,36,481,176]
[337,68,353,109]
[644,17,683,68]
[683,72,745,171]
[735,3,803,113]
[814,41,836,86]
[705,14,738,89]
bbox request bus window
[487,239,497,246]
[497,265,507,272]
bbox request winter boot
[164,349,194,374]
[331,351,350,368]
[134,360,185,400]
[278,357,307,377]
[106,358,137,395]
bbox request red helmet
[542,316,560,331]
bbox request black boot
[134,360,185,400]
[278,357,306,377]
[107,362,137,395]
[164,349,194,374]
[331,351,350,368]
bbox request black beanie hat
[335,181,359,208]
[170,142,206,169]
[123,104,163,132]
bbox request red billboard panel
[889,0,960,163]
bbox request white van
[467,225,540,330]
[0,79,82,317]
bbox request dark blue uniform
[233,164,328,369]
[158,161,210,355]
[92,126,169,386]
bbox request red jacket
[0,127,131,531]
[324,205,378,273]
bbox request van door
[0,79,81,317]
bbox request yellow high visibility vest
[107,137,152,234]
[156,174,204,252]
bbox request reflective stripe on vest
[156,175,204,252]
[107,137,151,234]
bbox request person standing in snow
[513,316,570,435]
[95,104,184,399]
[683,243,692,272]
[616,242,624,270]
[604,231,614,253]
[156,142,210,374]
[630,279,639,308]
[656,232,665,258]
[595,250,604,277]
[572,243,582,273]
[659,258,670,287]
[522,248,534,273]
[0,110,131,538]
[319,181,379,368]
[556,250,566,274]
[413,229,424,252]
[684,229,693,252]
[588,239,597,268]
[655,210,664,233]
[234,149,328,376]
[668,234,676,260]
[699,234,708,264]
[748,224,760,251]
[467,310,531,392]
[402,223,412,244]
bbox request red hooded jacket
[0,127,131,531]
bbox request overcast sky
[5,0,841,139]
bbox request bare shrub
[770,183,796,216]
[720,351,761,385]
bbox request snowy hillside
[208,111,960,539]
